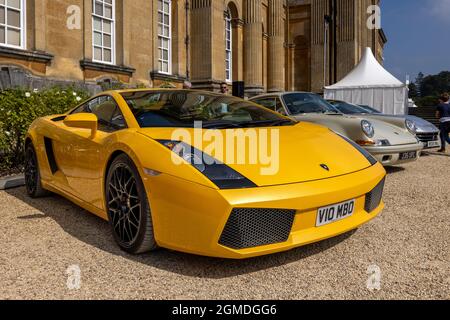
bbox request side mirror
[63,113,98,138]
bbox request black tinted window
[253,98,277,111]
[282,93,339,115]
[71,96,126,132]
[330,101,371,114]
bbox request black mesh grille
[219,208,296,250]
[365,178,385,213]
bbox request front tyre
[106,154,157,254]
[25,143,50,198]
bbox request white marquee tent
[324,48,408,115]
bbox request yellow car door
[54,95,127,209]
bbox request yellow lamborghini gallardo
[25,89,386,259]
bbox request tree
[411,71,450,106]
[419,71,450,97]
[408,82,418,98]
[415,72,424,97]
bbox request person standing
[220,83,229,95]
[183,80,192,90]
[436,93,450,152]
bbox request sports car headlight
[158,140,257,190]
[337,134,378,166]
[405,119,417,133]
[361,120,375,138]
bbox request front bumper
[416,131,441,149]
[143,163,386,259]
[364,143,424,166]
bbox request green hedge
[413,95,439,108]
[0,87,90,174]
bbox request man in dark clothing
[220,83,230,95]
[436,93,450,152]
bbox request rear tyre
[106,154,157,254]
[24,143,50,198]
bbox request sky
[381,0,450,82]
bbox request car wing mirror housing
[63,113,98,138]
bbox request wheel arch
[104,150,130,186]
[103,148,146,192]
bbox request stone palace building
[0,0,386,95]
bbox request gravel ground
[0,151,449,300]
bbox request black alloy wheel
[106,154,157,254]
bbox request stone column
[267,0,285,92]
[243,0,263,96]
[286,43,295,91]
[190,0,213,89]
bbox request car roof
[251,91,314,100]
[109,88,225,96]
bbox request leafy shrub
[414,95,439,107]
[0,87,90,174]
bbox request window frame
[252,97,277,111]
[70,95,128,132]
[157,0,172,75]
[252,96,289,115]
[225,8,232,83]
[92,0,116,65]
[0,0,27,50]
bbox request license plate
[427,141,440,148]
[399,151,417,161]
[316,199,355,227]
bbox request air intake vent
[44,137,59,174]
[365,178,385,213]
[219,208,296,250]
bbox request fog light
[374,139,390,146]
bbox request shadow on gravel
[384,166,406,175]
[423,151,450,158]
[7,187,356,279]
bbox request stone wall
[0,0,385,96]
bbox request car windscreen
[358,105,382,114]
[121,91,296,129]
[282,93,340,115]
[329,101,371,114]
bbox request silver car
[251,92,424,166]
[329,100,441,150]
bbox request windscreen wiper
[202,119,295,129]
[202,121,242,129]
[239,119,296,127]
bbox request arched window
[158,0,171,74]
[0,0,26,49]
[225,8,232,82]
[92,0,115,64]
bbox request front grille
[219,208,296,250]
[416,133,439,143]
[365,178,385,213]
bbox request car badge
[320,164,330,171]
